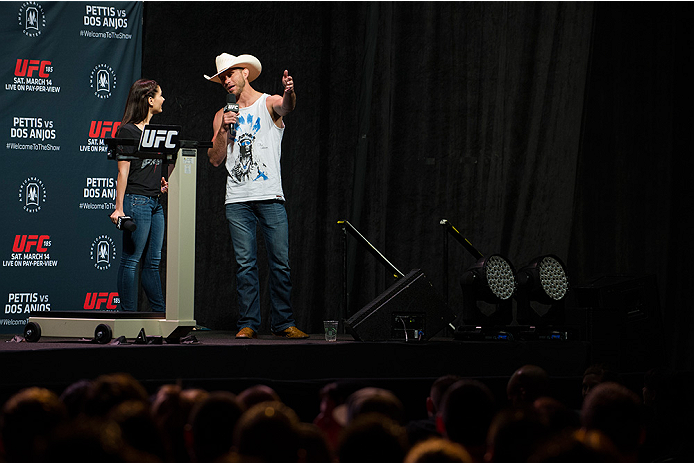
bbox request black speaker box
[345,269,455,341]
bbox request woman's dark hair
[117,79,158,135]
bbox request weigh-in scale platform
[24,128,211,343]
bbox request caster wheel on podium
[24,322,41,342]
[94,324,112,344]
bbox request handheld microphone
[116,216,137,232]
[225,93,239,140]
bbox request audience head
[0,387,68,463]
[642,367,671,408]
[109,399,167,461]
[486,407,549,463]
[296,422,333,463]
[533,397,580,435]
[151,384,208,419]
[187,391,243,463]
[507,365,549,408]
[428,375,461,418]
[234,401,301,463]
[344,387,405,425]
[83,372,149,417]
[404,437,472,463]
[317,381,351,416]
[439,379,496,460]
[528,430,619,463]
[338,413,409,463]
[237,384,281,409]
[38,417,160,463]
[581,382,644,457]
[582,364,621,399]
[313,381,354,452]
[407,376,461,446]
[59,379,93,419]
[151,384,208,463]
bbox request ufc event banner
[0,2,143,333]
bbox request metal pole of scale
[24,127,211,343]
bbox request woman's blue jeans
[117,194,166,312]
[225,200,295,333]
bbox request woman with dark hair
[109,79,167,312]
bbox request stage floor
[0,330,593,421]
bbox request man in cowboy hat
[206,53,308,340]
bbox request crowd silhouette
[0,365,690,463]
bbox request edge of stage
[0,330,593,421]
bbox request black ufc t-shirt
[118,123,162,196]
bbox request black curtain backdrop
[140,2,692,369]
[568,2,694,369]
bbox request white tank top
[225,93,285,204]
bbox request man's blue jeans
[225,200,295,333]
[117,194,166,312]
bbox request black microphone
[116,216,137,232]
[225,93,239,139]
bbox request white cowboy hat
[204,53,262,84]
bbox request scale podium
[24,127,211,343]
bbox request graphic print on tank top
[141,159,161,169]
[230,113,267,183]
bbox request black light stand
[339,220,406,279]
[440,219,518,340]
[338,220,454,342]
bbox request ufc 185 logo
[84,292,119,310]
[138,126,180,152]
[13,235,50,253]
[15,59,52,78]
[89,121,121,138]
